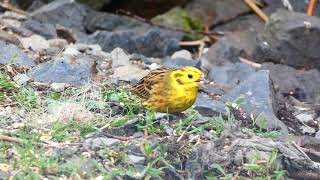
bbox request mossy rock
[151,7,204,40]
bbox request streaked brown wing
[130,67,173,99]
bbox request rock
[28,55,93,84]
[112,65,148,83]
[262,63,320,104]
[29,0,89,32]
[19,34,49,51]
[208,62,257,85]
[13,74,30,86]
[48,38,68,49]
[315,130,320,139]
[83,137,120,150]
[253,9,320,69]
[185,0,251,27]
[22,19,57,39]
[110,47,130,68]
[201,31,257,71]
[194,93,226,117]
[171,50,192,59]
[222,70,288,133]
[300,125,316,135]
[127,154,145,165]
[87,28,181,57]
[295,113,314,124]
[50,83,69,92]
[84,10,147,33]
[62,45,81,57]
[161,57,200,69]
[0,41,35,67]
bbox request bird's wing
[130,67,173,99]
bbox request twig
[177,121,193,142]
[307,0,317,16]
[292,141,312,161]
[239,57,262,68]
[0,134,22,144]
[0,2,27,15]
[244,0,269,22]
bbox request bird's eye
[188,74,193,79]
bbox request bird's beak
[197,77,208,89]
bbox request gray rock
[87,28,180,57]
[84,137,120,150]
[84,10,147,33]
[28,55,93,84]
[112,65,148,83]
[194,93,226,117]
[30,0,89,32]
[62,45,81,57]
[13,74,30,85]
[300,125,316,135]
[222,70,288,133]
[110,47,130,68]
[201,31,256,71]
[185,0,251,27]
[171,50,192,59]
[0,41,35,67]
[19,34,49,51]
[48,38,68,49]
[253,9,320,69]
[262,63,320,104]
[295,113,314,124]
[50,83,69,92]
[208,63,257,85]
[127,154,145,165]
[161,57,200,69]
[315,130,320,139]
[22,19,57,39]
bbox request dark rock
[22,19,57,39]
[221,70,288,133]
[77,0,111,10]
[87,28,180,57]
[185,0,251,27]
[263,0,320,16]
[0,41,35,67]
[29,0,89,32]
[194,93,226,117]
[262,63,320,104]
[253,9,320,69]
[28,55,93,84]
[161,57,200,69]
[201,31,257,71]
[84,10,147,33]
[208,62,257,85]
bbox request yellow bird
[130,66,204,113]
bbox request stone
[300,125,316,135]
[171,50,192,59]
[185,0,251,27]
[161,57,200,69]
[48,38,68,49]
[29,0,89,32]
[87,28,180,57]
[262,63,320,104]
[19,34,50,51]
[84,10,147,33]
[295,113,314,124]
[62,45,81,57]
[13,74,30,86]
[194,93,226,117]
[22,19,57,39]
[83,137,120,150]
[0,41,35,68]
[127,155,145,165]
[28,55,93,85]
[315,130,320,139]
[110,47,130,68]
[50,83,69,92]
[208,63,257,85]
[253,9,320,69]
[201,31,257,71]
[112,65,149,83]
[221,70,288,133]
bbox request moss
[151,7,204,40]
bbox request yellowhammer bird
[130,66,204,113]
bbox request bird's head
[171,66,204,85]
